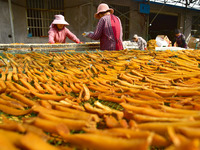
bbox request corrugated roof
[149,0,200,11]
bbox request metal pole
[90,0,93,42]
[8,0,15,43]
[183,0,188,34]
[146,0,150,41]
[90,0,93,31]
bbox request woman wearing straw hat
[48,14,81,44]
[83,3,123,51]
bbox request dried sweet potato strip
[118,79,147,89]
[58,129,151,150]
[0,129,23,146]
[6,72,13,81]
[131,70,145,78]
[54,104,90,115]
[83,128,169,147]
[40,100,52,109]
[84,103,110,116]
[49,83,65,95]
[13,82,30,94]
[113,83,140,93]
[125,97,163,105]
[144,77,169,85]
[0,72,6,80]
[98,94,125,103]
[33,68,43,75]
[153,89,177,97]
[35,74,46,83]
[125,72,143,80]
[5,81,19,92]
[0,103,32,116]
[43,69,52,78]
[12,73,19,82]
[119,73,134,84]
[88,84,112,93]
[94,101,124,119]
[0,93,28,107]
[69,82,80,93]
[82,84,90,101]
[19,132,59,150]
[62,84,72,93]
[0,116,25,132]
[133,114,191,123]
[91,65,98,74]
[38,113,94,130]
[31,91,67,101]
[32,105,99,122]
[48,100,85,111]
[20,78,38,93]
[0,133,19,150]
[121,103,198,118]
[91,79,113,90]
[94,77,112,86]
[0,98,24,110]
[41,83,56,95]
[167,126,180,147]
[28,117,66,133]
[11,92,36,107]
[11,64,17,74]
[86,67,94,77]
[33,81,45,94]
[26,71,35,81]
[138,121,200,135]
[0,79,6,91]
[160,105,200,114]
[104,115,120,128]
[176,90,200,97]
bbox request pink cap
[94,3,114,19]
[52,14,69,25]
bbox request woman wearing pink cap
[48,14,80,44]
[83,3,123,51]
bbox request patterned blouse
[87,14,123,50]
[175,33,187,48]
[136,37,147,50]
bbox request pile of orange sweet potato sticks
[1,49,200,150]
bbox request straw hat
[52,14,69,25]
[94,3,114,19]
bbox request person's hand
[82,31,94,37]
[76,41,83,44]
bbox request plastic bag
[156,36,169,47]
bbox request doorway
[148,13,178,42]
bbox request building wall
[0,0,49,44]
[0,0,199,44]
[0,0,12,43]
[130,2,147,40]
[12,0,28,43]
[64,1,93,42]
